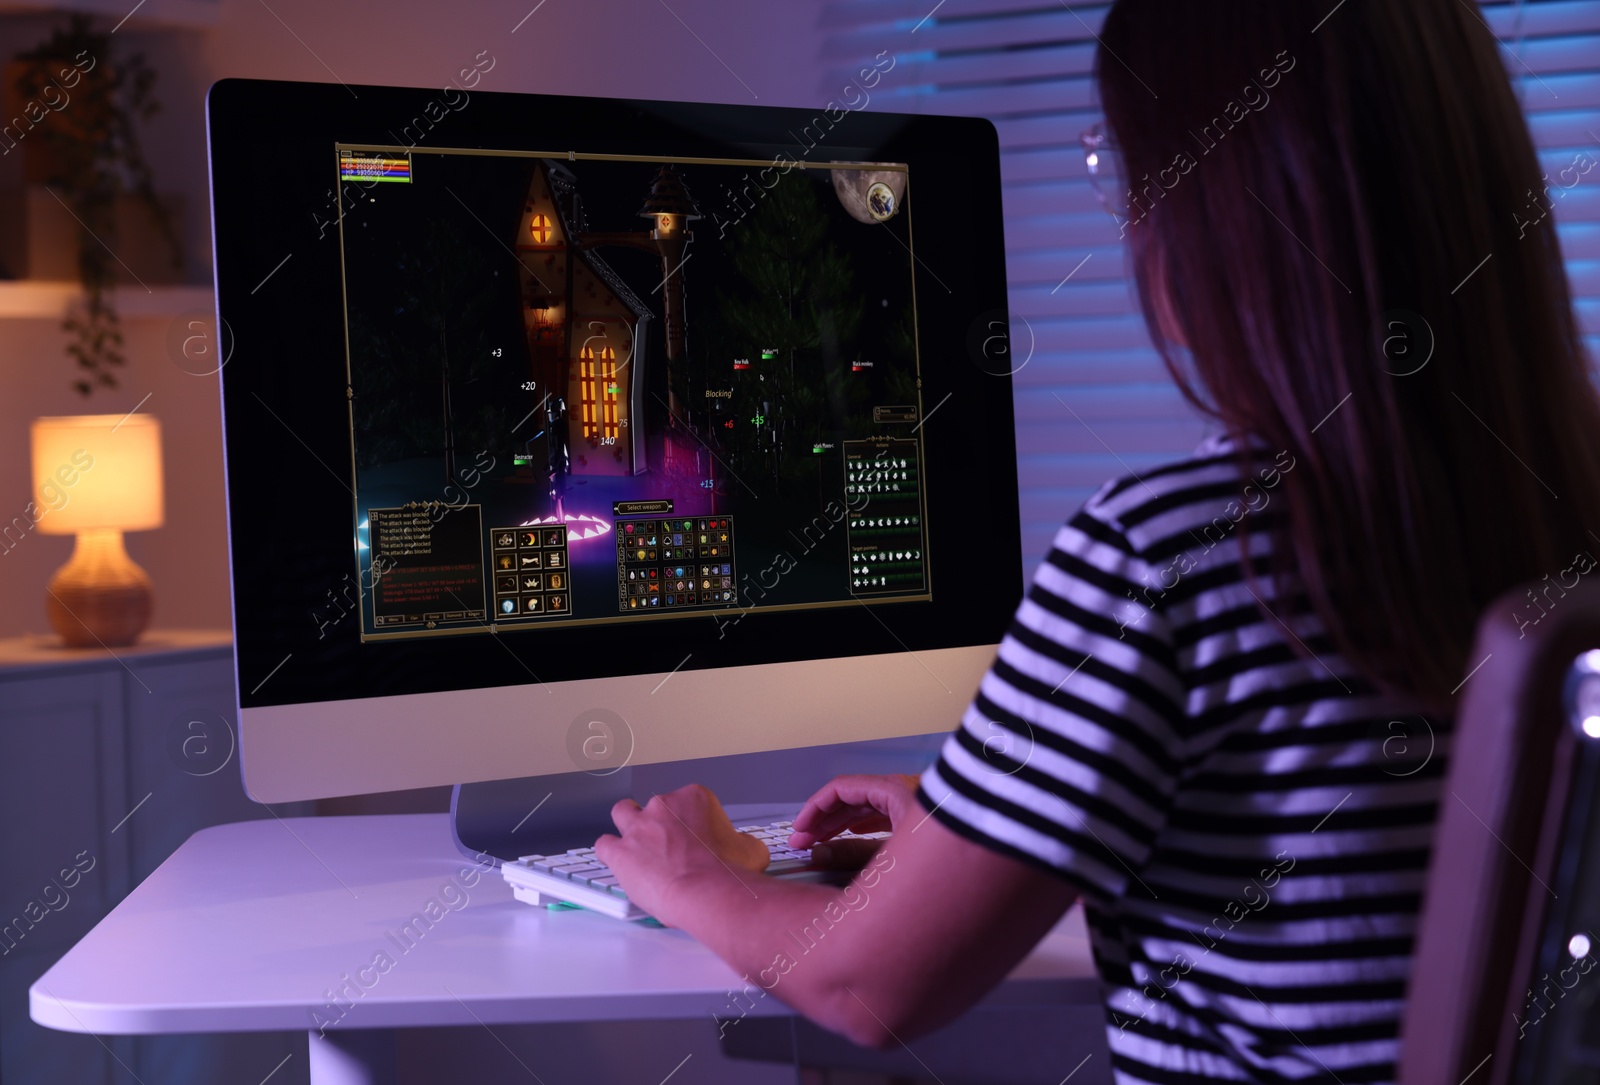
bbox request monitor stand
[451,770,634,864]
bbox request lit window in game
[600,348,619,439]
[580,347,599,439]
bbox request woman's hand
[787,773,922,870]
[596,772,1076,1048]
[593,783,770,926]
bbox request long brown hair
[1096,0,1600,712]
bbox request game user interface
[338,146,932,641]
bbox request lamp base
[45,529,153,648]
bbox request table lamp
[31,414,164,647]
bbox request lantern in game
[638,166,701,418]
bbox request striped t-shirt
[918,434,1447,1084]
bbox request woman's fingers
[610,796,642,833]
[790,803,877,842]
[793,776,891,827]
[789,773,921,848]
[788,809,893,849]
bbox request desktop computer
[207,79,1021,860]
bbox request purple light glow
[521,512,614,543]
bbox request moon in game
[831,167,906,223]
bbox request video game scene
[338,145,932,640]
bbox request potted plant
[8,15,182,395]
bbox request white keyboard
[501,820,890,920]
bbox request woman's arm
[593,777,1078,1048]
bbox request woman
[595,0,1600,1079]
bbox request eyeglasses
[1081,121,1130,220]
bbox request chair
[1399,577,1600,1084]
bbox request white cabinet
[0,630,313,1085]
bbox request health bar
[340,153,412,183]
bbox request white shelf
[0,281,213,319]
[0,0,220,28]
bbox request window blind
[820,0,1600,576]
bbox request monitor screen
[207,80,1020,801]
[338,146,928,640]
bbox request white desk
[30,813,1105,1084]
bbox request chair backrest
[1399,576,1600,1084]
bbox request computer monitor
[207,78,1021,809]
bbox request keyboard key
[558,863,607,879]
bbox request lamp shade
[31,414,164,534]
